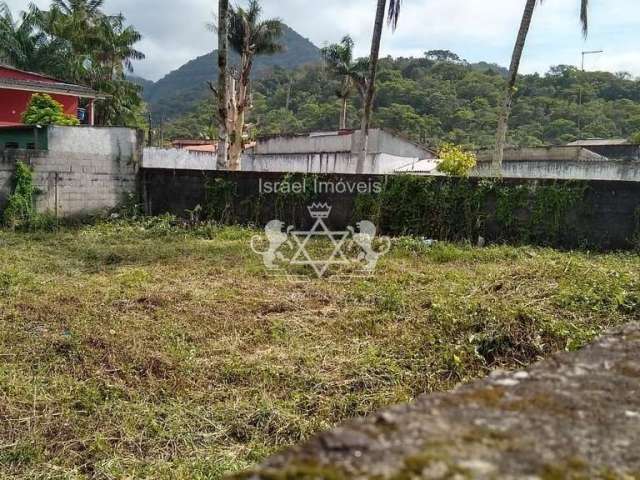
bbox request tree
[437,143,477,177]
[320,35,367,129]
[0,2,68,77]
[24,0,146,127]
[94,14,145,81]
[493,0,590,174]
[167,51,640,152]
[22,93,80,125]
[226,0,284,170]
[425,50,462,63]
[216,0,230,169]
[358,0,402,173]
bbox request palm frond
[387,0,402,30]
[580,0,589,36]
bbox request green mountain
[128,75,155,92]
[142,25,321,120]
[163,55,640,149]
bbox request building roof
[0,77,103,99]
[172,139,216,147]
[184,144,217,153]
[567,138,630,147]
[0,63,62,82]
[395,159,442,174]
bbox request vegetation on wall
[3,161,36,229]
[198,173,597,249]
[22,93,80,126]
[355,176,590,247]
[2,161,57,231]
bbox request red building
[0,65,100,126]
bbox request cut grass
[0,219,638,479]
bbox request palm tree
[226,0,284,170]
[0,3,67,77]
[40,0,105,53]
[321,35,367,129]
[357,0,402,173]
[216,0,230,169]
[493,0,589,173]
[94,14,145,81]
[31,0,107,83]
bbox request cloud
[4,0,640,80]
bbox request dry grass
[0,218,638,479]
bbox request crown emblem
[308,203,332,219]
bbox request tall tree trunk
[228,54,252,171]
[340,96,348,129]
[216,0,229,169]
[492,0,537,176]
[229,106,245,170]
[357,0,387,174]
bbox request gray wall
[142,130,432,175]
[242,152,417,175]
[0,126,142,218]
[473,146,640,182]
[142,170,640,250]
[254,129,434,159]
[254,132,353,154]
[473,159,640,182]
[143,147,215,170]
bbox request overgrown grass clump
[0,220,638,479]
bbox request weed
[0,220,638,478]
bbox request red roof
[185,144,217,153]
[0,64,62,82]
[0,64,102,98]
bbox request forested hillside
[142,25,321,119]
[164,53,640,149]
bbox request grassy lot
[0,217,638,479]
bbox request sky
[5,0,640,82]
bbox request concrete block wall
[143,147,216,170]
[473,159,640,182]
[242,152,415,175]
[0,126,142,218]
[254,129,434,160]
[473,146,640,182]
[142,170,640,250]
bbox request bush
[630,132,640,144]
[3,162,36,229]
[436,143,477,177]
[2,162,57,231]
[22,93,80,126]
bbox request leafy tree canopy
[22,93,80,126]
[0,0,146,128]
[167,53,640,150]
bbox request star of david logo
[289,217,351,278]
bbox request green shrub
[436,143,477,177]
[2,161,57,231]
[3,162,36,229]
[22,93,80,126]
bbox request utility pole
[578,50,603,137]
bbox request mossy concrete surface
[240,322,640,480]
